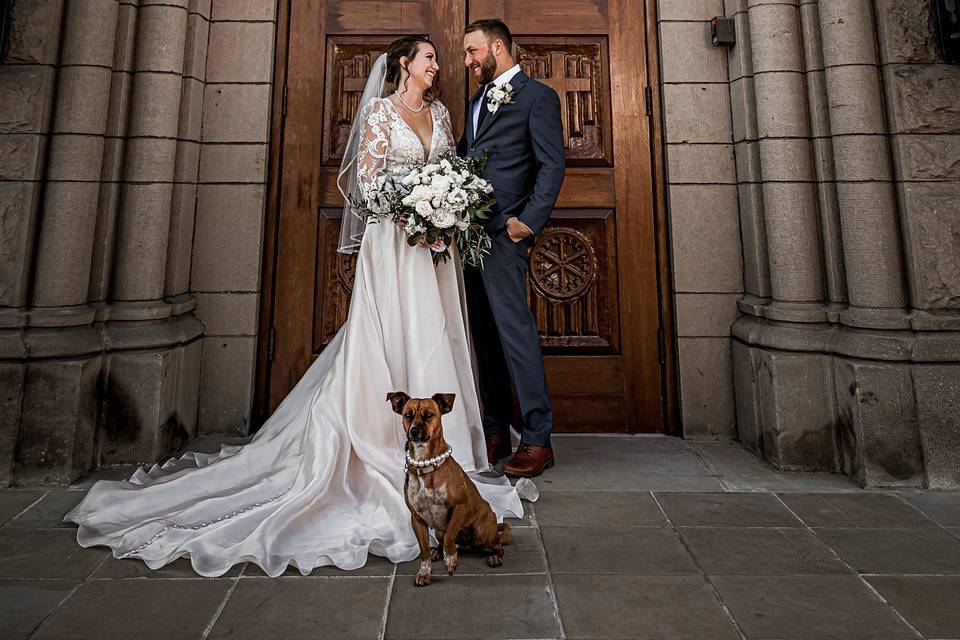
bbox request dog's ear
[431,393,456,415]
[386,391,411,415]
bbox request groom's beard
[475,51,498,85]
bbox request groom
[458,19,565,478]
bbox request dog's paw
[430,547,442,562]
[443,551,458,575]
[486,553,503,568]
[415,560,432,587]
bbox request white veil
[337,53,390,254]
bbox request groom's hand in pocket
[506,217,532,243]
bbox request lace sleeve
[356,98,391,210]
[437,101,456,153]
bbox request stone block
[198,336,256,435]
[15,356,101,485]
[0,134,46,181]
[104,71,133,138]
[727,11,753,80]
[757,138,815,182]
[0,182,42,307]
[731,339,762,454]
[178,77,205,142]
[667,143,736,184]
[834,359,923,488]
[874,0,940,64]
[123,137,179,182]
[753,71,810,138]
[737,182,769,298]
[659,22,727,83]
[135,3,188,74]
[175,339,203,445]
[914,366,960,489]
[195,293,260,336]
[198,143,268,183]
[831,135,893,182]
[51,66,112,135]
[201,84,272,143]
[127,73,184,139]
[819,0,880,67]
[885,64,960,135]
[0,65,56,134]
[184,12,210,80]
[675,293,741,337]
[748,3,804,73]
[165,183,199,297]
[890,134,960,181]
[174,140,201,183]
[191,184,265,291]
[755,349,837,472]
[729,76,757,142]
[212,0,276,20]
[45,134,105,181]
[206,21,275,83]
[670,184,743,293]
[900,182,960,309]
[0,364,25,487]
[733,140,760,182]
[112,183,176,301]
[113,2,138,72]
[659,0,723,21]
[663,84,732,144]
[190,0,212,19]
[825,65,887,135]
[89,181,121,302]
[6,0,65,65]
[59,0,118,67]
[677,337,737,438]
[799,2,824,72]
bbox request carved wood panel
[315,208,357,349]
[515,37,612,166]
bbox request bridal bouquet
[354,153,496,267]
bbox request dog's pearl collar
[405,446,453,470]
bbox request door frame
[253,0,680,436]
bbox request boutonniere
[486,83,514,113]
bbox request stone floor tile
[779,493,936,528]
[0,529,107,580]
[678,526,850,575]
[0,490,47,526]
[539,473,725,492]
[655,492,802,527]
[553,574,740,639]
[712,575,919,639]
[898,490,960,527]
[541,526,697,575]
[92,556,245,579]
[7,491,87,529]
[815,527,960,574]
[534,491,667,527]
[866,575,960,639]
[386,574,559,639]
[209,576,389,639]
[34,579,230,639]
[397,525,544,575]
[240,554,395,577]
[0,580,78,640]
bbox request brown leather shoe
[504,444,555,478]
[485,434,512,466]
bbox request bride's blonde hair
[385,36,440,103]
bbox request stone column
[31,0,118,312]
[748,0,826,321]
[819,0,909,329]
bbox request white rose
[401,172,419,187]
[432,207,457,229]
[415,200,433,218]
[447,188,467,206]
[431,193,444,208]
[431,176,452,193]
[440,159,452,171]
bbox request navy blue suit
[457,71,566,447]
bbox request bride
[64,36,535,578]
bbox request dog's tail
[498,522,512,545]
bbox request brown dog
[387,391,510,586]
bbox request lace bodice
[356,98,456,212]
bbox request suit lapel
[467,85,484,144]
[474,71,529,144]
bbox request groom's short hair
[465,18,513,52]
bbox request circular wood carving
[530,227,597,301]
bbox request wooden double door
[258,0,674,433]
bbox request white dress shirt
[472,64,522,135]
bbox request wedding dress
[64,94,535,577]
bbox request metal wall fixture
[935,0,960,62]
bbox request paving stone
[553,574,740,639]
[92,556,245,579]
[678,526,850,575]
[815,527,960,574]
[0,490,45,525]
[397,525,544,576]
[541,526,697,575]
[209,577,389,639]
[387,574,559,639]
[534,491,667,527]
[867,575,960,639]
[33,578,231,639]
[0,580,77,640]
[7,491,86,528]
[240,557,394,577]
[655,492,803,527]
[0,529,107,580]
[539,472,724,492]
[712,575,919,639]
[779,492,936,528]
[898,490,960,527]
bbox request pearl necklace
[394,91,425,113]
[405,445,453,472]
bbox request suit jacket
[457,71,565,236]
